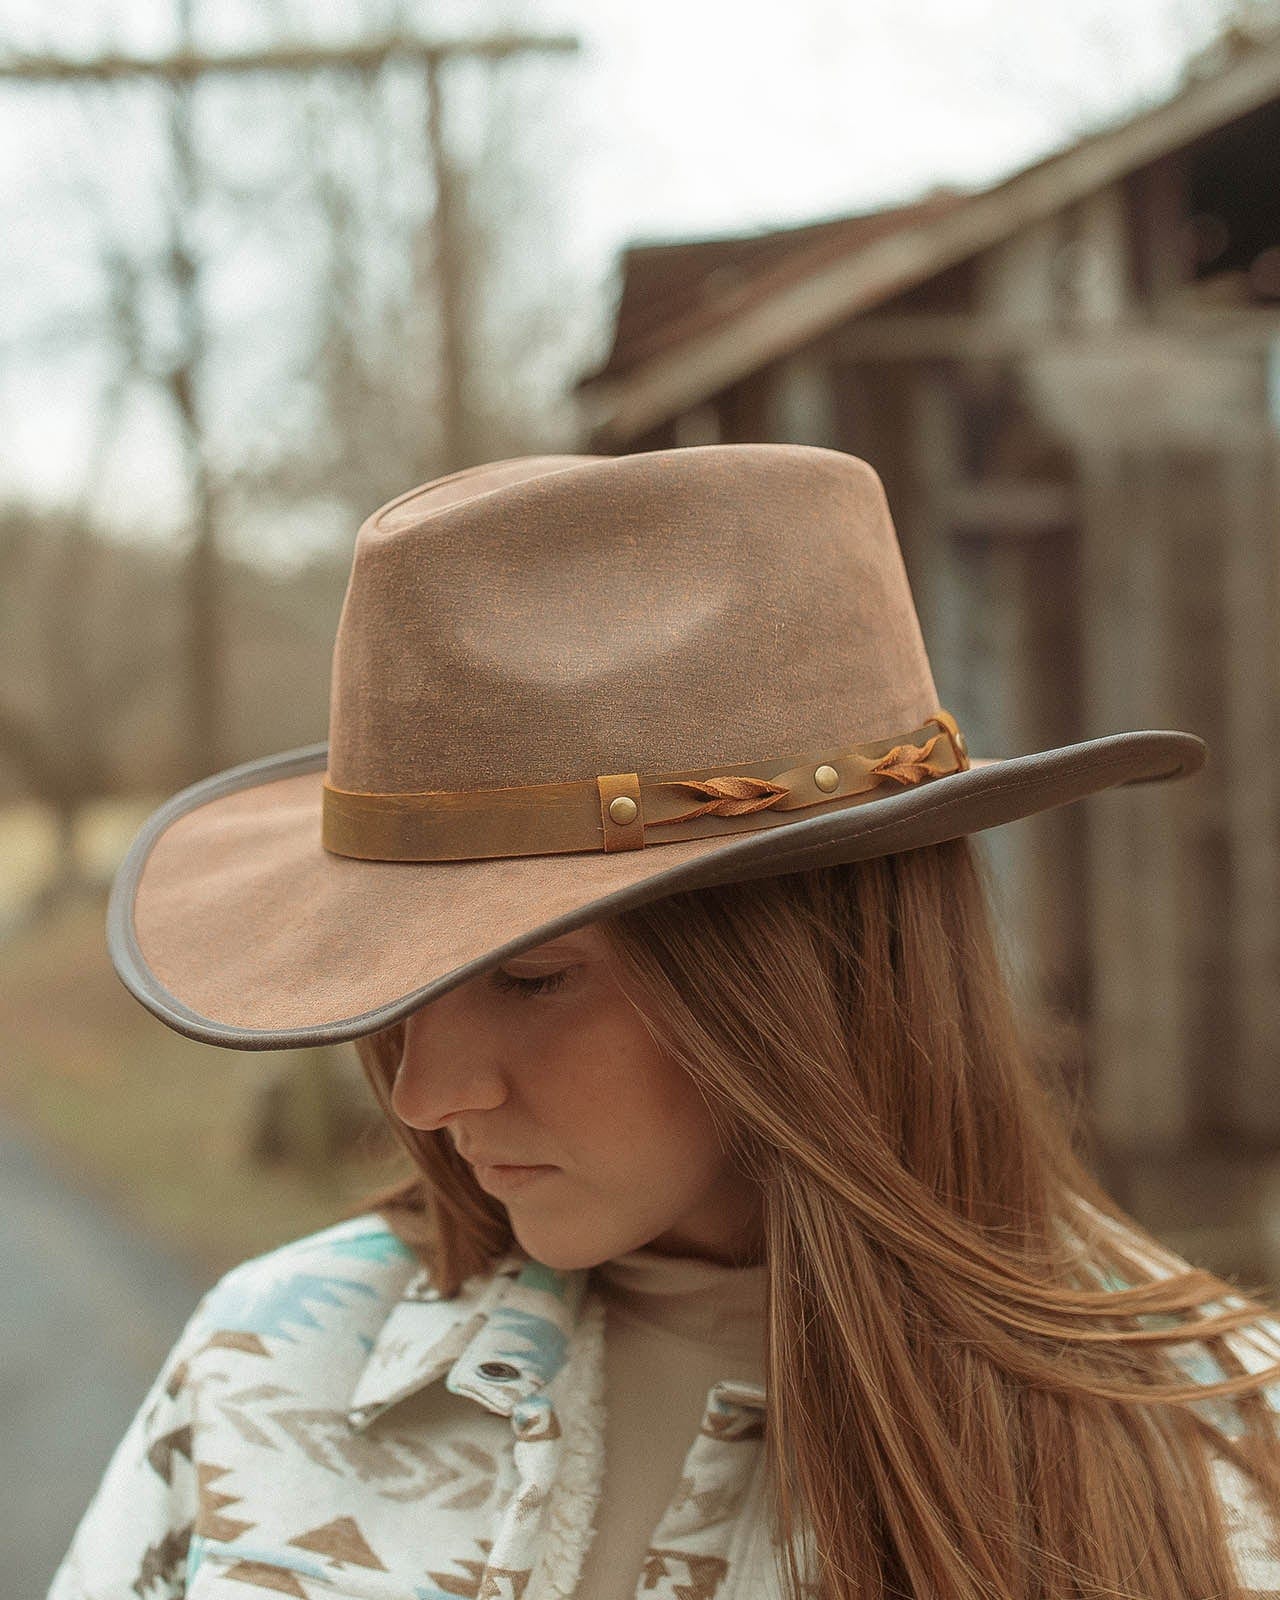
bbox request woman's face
[392,923,763,1270]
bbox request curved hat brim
[108,729,1205,1050]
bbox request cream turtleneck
[574,1244,768,1599]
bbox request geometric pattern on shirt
[201,1269,380,1343]
[49,1207,1280,1600]
[700,1405,765,1443]
[483,1304,569,1385]
[134,1522,193,1599]
[638,1548,730,1600]
[262,1404,503,1505]
[146,1421,195,1485]
[287,1514,387,1569]
[511,1392,561,1443]
[665,1470,753,1530]
[422,1537,531,1600]
[219,1559,312,1595]
[197,1461,255,1542]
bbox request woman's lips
[473,1162,558,1195]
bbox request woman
[51,446,1280,1600]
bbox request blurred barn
[576,30,1280,1284]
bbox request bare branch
[0,33,579,85]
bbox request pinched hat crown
[320,447,972,864]
[328,448,939,796]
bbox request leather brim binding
[107,729,1205,1051]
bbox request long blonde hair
[347,834,1280,1599]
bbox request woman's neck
[589,1239,767,1351]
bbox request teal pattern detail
[517,1259,570,1301]
[1170,1342,1229,1388]
[204,1270,378,1343]
[206,1541,330,1581]
[327,1226,417,1265]
[1084,1267,1259,1439]
[488,1307,568,1383]
[708,1391,738,1422]
[186,1532,209,1586]
[512,1392,556,1433]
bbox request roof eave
[577,35,1280,447]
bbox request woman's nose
[391,998,508,1130]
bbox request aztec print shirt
[46,1206,1280,1600]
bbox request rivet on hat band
[320,711,969,862]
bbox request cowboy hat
[107,444,1204,1050]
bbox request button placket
[647,1384,766,1548]
[485,1290,606,1600]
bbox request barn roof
[590,192,967,385]
[577,26,1280,445]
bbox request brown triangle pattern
[145,1423,194,1485]
[639,1548,730,1600]
[164,1358,191,1401]
[700,1410,764,1443]
[287,1515,387,1570]
[440,1438,502,1511]
[512,1408,561,1442]
[476,1567,531,1599]
[215,1384,299,1449]
[132,1521,193,1596]
[511,1480,549,1525]
[222,1559,309,1596]
[347,1431,473,1504]
[196,1461,256,1542]
[667,1472,748,1528]
[424,1552,487,1597]
[273,1407,498,1507]
[274,1407,401,1476]
[207,1329,273,1358]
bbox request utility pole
[0,25,578,779]
[424,52,467,471]
[166,0,219,779]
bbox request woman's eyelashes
[491,966,573,997]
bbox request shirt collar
[346,1249,584,1430]
[346,1248,766,1431]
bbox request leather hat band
[321,710,970,861]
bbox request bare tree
[1,11,580,793]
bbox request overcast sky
[0,0,1250,561]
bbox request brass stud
[608,794,638,825]
[813,764,840,793]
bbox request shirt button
[478,1360,522,1381]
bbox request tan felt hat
[107,444,1205,1050]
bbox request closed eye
[491,967,572,997]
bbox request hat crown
[327,444,939,794]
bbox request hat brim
[108,729,1205,1050]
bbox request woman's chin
[509,1218,625,1273]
